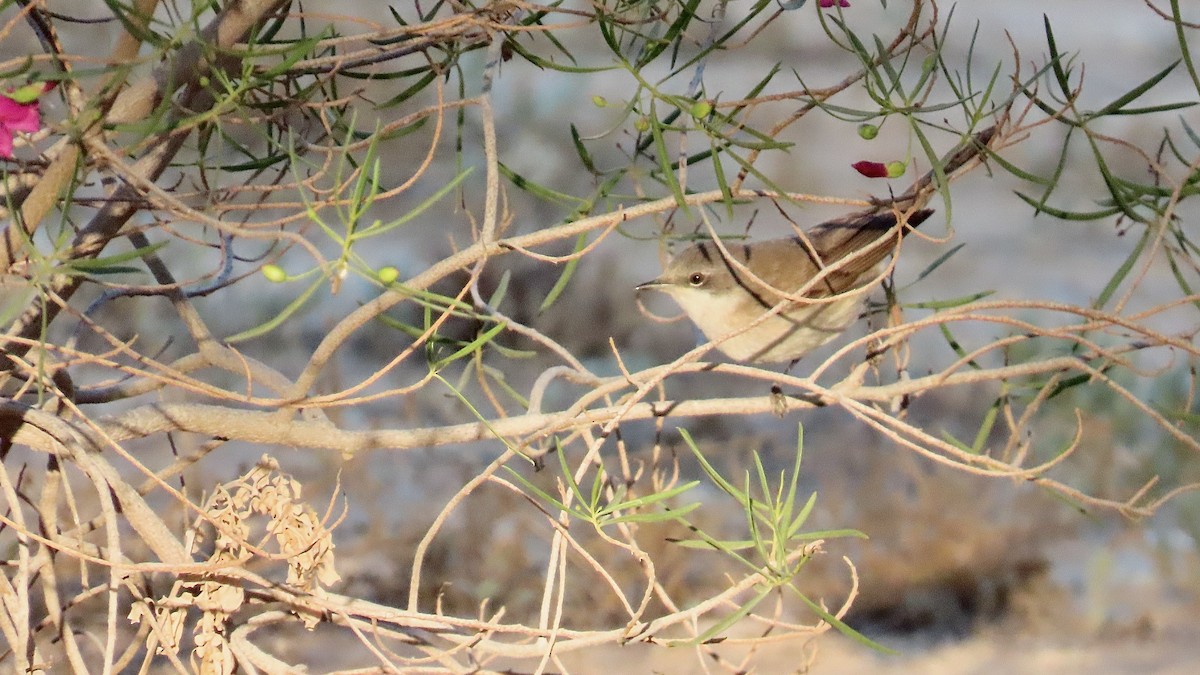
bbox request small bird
[637,209,934,363]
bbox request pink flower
[0,94,41,159]
[820,0,850,7]
[852,160,889,178]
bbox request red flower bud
[852,160,889,178]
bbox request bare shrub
[2,0,1198,671]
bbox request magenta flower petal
[0,95,41,159]
[0,95,24,120]
[819,0,850,7]
[1,95,40,133]
[852,160,889,178]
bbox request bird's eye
[688,272,706,286]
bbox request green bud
[262,264,287,283]
[6,82,46,104]
[886,161,907,178]
[592,95,608,108]
[634,116,650,133]
[378,266,400,284]
[857,123,879,140]
[690,100,712,119]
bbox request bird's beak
[636,278,665,292]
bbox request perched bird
[637,209,933,363]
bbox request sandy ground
[557,626,1200,674]
[812,628,1200,675]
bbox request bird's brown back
[712,209,933,307]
